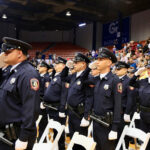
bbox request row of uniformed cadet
[0,37,150,150]
[0,40,132,150]
[127,63,150,150]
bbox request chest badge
[104,84,109,90]
[10,78,16,84]
[53,78,57,82]
[77,81,81,85]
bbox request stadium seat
[67,132,96,150]
[116,125,150,150]
[33,119,65,150]
[29,42,89,59]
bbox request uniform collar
[100,72,108,80]
[76,70,84,78]
[94,74,99,77]
[55,72,60,76]
[10,60,28,73]
[10,63,21,72]
[148,77,150,84]
[119,75,127,80]
[40,73,47,77]
[49,72,52,76]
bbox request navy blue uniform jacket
[0,61,40,141]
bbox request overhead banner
[102,17,130,46]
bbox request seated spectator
[128,58,137,69]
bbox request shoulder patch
[30,78,39,91]
[117,83,122,93]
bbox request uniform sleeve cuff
[19,129,29,142]
[111,123,118,132]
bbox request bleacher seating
[29,42,51,58]
[28,42,89,59]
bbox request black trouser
[0,128,36,150]
[38,109,48,141]
[93,121,116,150]
[68,110,88,150]
[47,109,66,150]
[140,112,150,150]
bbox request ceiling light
[66,11,71,16]
[2,14,7,19]
[78,23,86,27]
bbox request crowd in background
[30,38,150,80]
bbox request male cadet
[0,37,40,150]
[38,61,51,140]
[115,61,134,119]
[44,57,67,150]
[115,61,135,144]
[92,47,122,150]
[61,53,93,147]
[38,61,51,96]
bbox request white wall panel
[131,9,150,41]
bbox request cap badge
[10,78,16,84]
[104,84,109,90]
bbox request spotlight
[2,14,7,19]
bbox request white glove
[124,114,131,122]
[40,102,45,109]
[135,67,146,76]
[66,60,74,69]
[15,139,28,150]
[88,61,97,70]
[108,131,118,140]
[59,112,66,118]
[80,117,90,127]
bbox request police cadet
[128,62,150,150]
[38,61,51,140]
[44,57,67,150]
[61,53,93,147]
[92,47,122,150]
[38,61,51,96]
[115,61,136,146]
[115,61,134,120]
[0,37,40,150]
